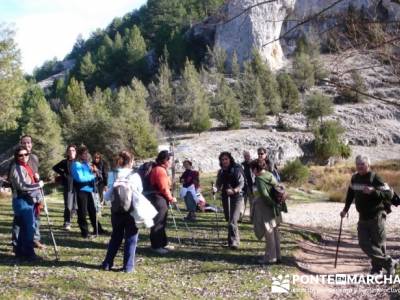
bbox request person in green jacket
[250,159,283,265]
[340,155,397,276]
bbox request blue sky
[1,0,147,74]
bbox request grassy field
[0,188,311,299]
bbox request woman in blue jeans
[9,146,44,260]
[102,151,141,273]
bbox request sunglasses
[18,153,29,157]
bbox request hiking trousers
[12,197,35,258]
[103,212,139,272]
[222,194,244,247]
[149,194,169,249]
[77,191,103,237]
[184,192,197,213]
[357,210,393,270]
[265,226,281,262]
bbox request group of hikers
[2,134,398,276]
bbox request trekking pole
[334,214,346,268]
[173,202,196,245]
[211,181,220,241]
[40,188,60,261]
[169,204,181,245]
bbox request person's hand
[226,188,235,196]
[38,180,44,188]
[34,173,40,181]
[171,197,177,203]
[212,186,218,193]
[363,186,375,194]
[340,210,347,218]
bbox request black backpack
[137,162,155,194]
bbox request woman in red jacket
[149,150,176,254]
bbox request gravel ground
[284,201,400,234]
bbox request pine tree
[303,91,333,125]
[251,50,282,114]
[277,73,301,113]
[0,24,26,131]
[21,85,63,179]
[214,77,241,129]
[179,59,211,132]
[293,53,315,91]
[231,51,240,78]
[78,52,96,91]
[254,79,267,126]
[65,78,89,113]
[237,61,257,115]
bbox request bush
[313,121,351,163]
[281,159,310,185]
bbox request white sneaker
[164,245,175,251]
[64,224,71,231]
[152,248,169,254]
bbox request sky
[1,0,147,74]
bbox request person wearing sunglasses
[9,146,44,260]
[257,147,280,182]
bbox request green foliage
[313,120,351,163]
[231,51,240,78]
[303,92,333,124]
[251,51,282,115]
[148,56,176,129]
[208,46,227,74]
[277,73,301,113]
[281,159,309,185]
[254,79,266,126]
[61,79,158,161]
[0,24,26,131]
[20,85,63,179]
[178,59,211,132]
[237,61,258,116]
[213,78,240,129]
[337,70,366,103]
[65,78,89,113]
[293,53,315,91]
[33,57,63,82]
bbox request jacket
[9,162,42,201]
[71,161,95,193]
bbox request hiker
[148,150,177,254]
[241,150,254,220]
[9,145,44,260]
[92,152,108,205]
[340,155,397,276]
[179,160,203,221]
[214,151,245,249]
[11,135,45,250]
[102,151,141,273]
[250,159,284,265]
[72,145,107,238]
[257,147,280,182]
[52,144,77,231]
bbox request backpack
[272,184,288,205]
[368,172,396,214]
[111,174,134,213]
[137,161,155,194]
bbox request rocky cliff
[191,0,400,69]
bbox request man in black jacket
[340,155,397,276]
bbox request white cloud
[7,0,147,73]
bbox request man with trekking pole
[214,152,245,249]
[339,155,397,276]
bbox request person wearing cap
[148,150,177,254]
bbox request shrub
[281,159,310,185]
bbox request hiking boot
[25,254,43,262]
[230,244,239,250]
[101,263,112,271]
[184,212,196,222]
[33,241,46,249]
[370,267,383,275]
[258,257,277,265]
[164,244,175,251]
[152,247,169,255]
[385,259,398,277]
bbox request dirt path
[292,225,400,300]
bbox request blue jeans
[12,211,41,245]
[12,198,36,257]
[102,212,139,272]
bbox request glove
[38,180,44,188]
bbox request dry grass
[306,160,400,202]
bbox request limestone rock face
[213,0,400,69]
